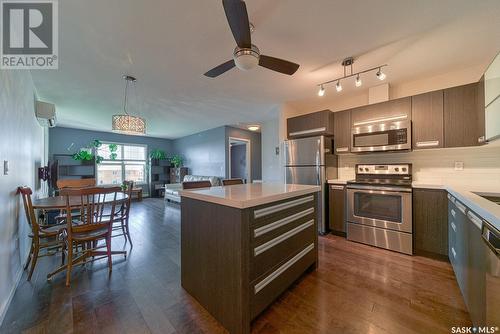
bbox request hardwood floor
[0,198,471,333]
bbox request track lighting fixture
[355,74,362,87]
[318,84,325,97]
[335,80,342,92]
[376,68,386,80]
[316,57,387,96]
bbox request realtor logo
[1,0,58,69]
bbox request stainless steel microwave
[351,118,411,153]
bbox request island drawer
[250,217,315,280]
[250,194,316,228]
[250,243,316,319]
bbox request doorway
[228,137,251,182]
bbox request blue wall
[171,126,227,177]
[49,125,262,181]
[49,127,173,158]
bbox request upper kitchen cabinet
[484,52,500,142]
[287,110,334,139]
[333,110,351,154]
[444,82,486,148]
[411,90,444,149]
[351,97,411,125]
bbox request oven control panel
[356,164,411,175]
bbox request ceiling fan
[204,0,300,78]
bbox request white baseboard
[0,267,24,327]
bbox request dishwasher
[483,220,500,326]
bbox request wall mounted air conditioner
[35,101,57,127]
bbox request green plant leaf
[110,153,117,160]
[109,143,118,152]
[149,149,167,160]
[92,139,102,148]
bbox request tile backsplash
[337,144,500,188]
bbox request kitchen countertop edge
[179,184,321,209]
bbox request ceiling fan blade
[204,59,236,78]
[259,55,300,75]
[222,0,251,48]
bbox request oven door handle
[347,184,412,193]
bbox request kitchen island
[180,183,320,334]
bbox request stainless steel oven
[347,185,412,233]
[351,118,411,153]
[346,164,413,255]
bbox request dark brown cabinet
[351,97,411,125]
[333,110,351,154]
[413,188,448,258]
[287,110,334,139]
[411,91,444,149]
[328,184,346,235]
[170,167,188,184]
[444,82,485,148]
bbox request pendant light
[112,75,146,135]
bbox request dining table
[32,192,128,209]
[33,192,130,281]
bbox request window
[96,143,147,185]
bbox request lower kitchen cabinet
[413,188,448,258]
[328,184,346,236]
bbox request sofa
[164,175,222,203]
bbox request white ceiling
[32,0,500,139]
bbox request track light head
[336,80,342,92]
[318,84,325,97]
[376,68,386,81]
[355,74,362,87]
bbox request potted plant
[149,149,167,161]
[170,154,183,168]
[71,139,116,164]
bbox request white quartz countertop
[412,181,500,231]
[179,183,321,209]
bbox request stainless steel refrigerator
[284,136,337,234]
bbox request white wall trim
[228,136,251,182]
[0,267,24,327]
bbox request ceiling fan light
[233,45,260,71]
[355,74,362,87]
[336,80,342,92]
[318,85,325,97]
[376,68,386,81]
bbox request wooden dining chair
[111,180,134,246]
[17,187,65,281]
[222,178,244,186]
[58,186,121,286]
[54,178,96,223]
[182,180,212,190]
